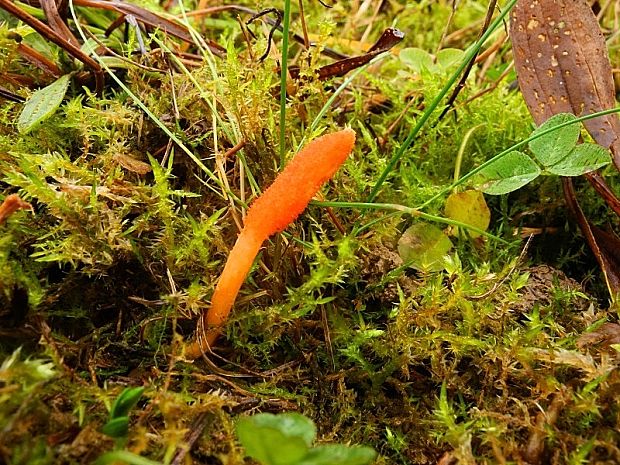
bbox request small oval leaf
[444,190,491,238]
[101,416,129,438]
[400,48,434,74]
[398,223,453,272]
[475,151,541,195]
[436,48,465,69]
[547,143,611,176]
[110,386,144,418]
[236,413,315,465]
[297,445,377,465]
[529,113,580,166]
[17,74,71,134]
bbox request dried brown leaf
[113,153,152,175]
[577,323,620,349]
[523,392,563,465]
[526,346,614,379]
[74,0,225,56]
[289,28,404,81]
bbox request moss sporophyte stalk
[184,129,356,360]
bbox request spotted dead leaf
[510,0,620,168]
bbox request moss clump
[1,1,619,464]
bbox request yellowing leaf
[444,190,491,238]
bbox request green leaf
[444,190,490,238]
[17,74,71,134]
[400,48,434,73]
[546,143,611,176]
[529,113,580,166]
[398,223,453,272]
[475,151,541,195]
[101,416,129,438]
[241,412,316,446]
[95,451,164,465]
[297,445,377,465]
[436,48,465,69]
[237,413,315,465]
[110,386,144,418]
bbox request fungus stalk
[185,128,356,359]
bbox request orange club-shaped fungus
[185,128,356,359]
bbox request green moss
[1,0,619,463]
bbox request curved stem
[314,200,513,245]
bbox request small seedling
[236,412,377,465]
[399,47,465,76]
[101,386,145,441]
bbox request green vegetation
[1,0,619,464]
[236,412,376,465]
[102,387,145,443]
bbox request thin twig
[170,413,213,465]
[246,8,282,62]
[438,0,498,121]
